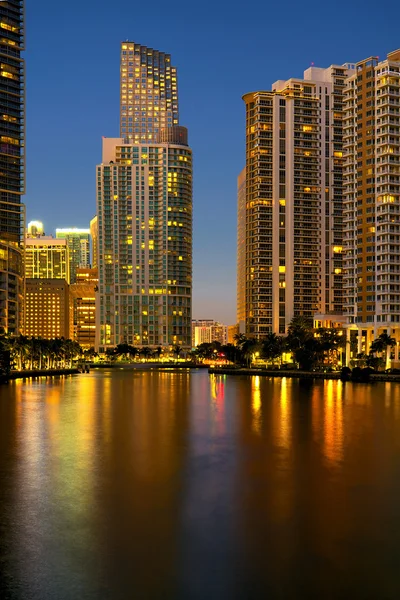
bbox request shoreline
[1,368,79,383]
[208,367,400,383]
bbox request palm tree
[233,333,247,348]
[128,345,138,361]
[262,333,286,366]
[241,338,261,367]
[172,344,182,359]
[140,346,152,361]
[370,332,396,369]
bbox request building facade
[96,134,192,350]
[0,0,25,334]
[25,279,70,339]
[237,168,246,331]
[69,267,98,349]
[96,42,192,351]
[240,63,352,336]
[25,237,70,282]
[90,215,98,269]
[343,50,400,361]
[56,228,90,284]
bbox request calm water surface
[1,370,400,599]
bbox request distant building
[26,220,44,238]
[192,320,227,347]
[90,216,98,269]
[25,237,70,283]
[25,279,70,339]
[56,228,90,284]
[69,267,98,349]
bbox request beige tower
[343,50,400,363]
[240,63,351,336]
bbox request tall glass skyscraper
[0,0,25,334]
[96,42,192,351]
[120,41,179,143]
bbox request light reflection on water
[1,371,400,598]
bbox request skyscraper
[96,42,192,351]
[240,63,352,336]
[55,228,90,283]
[343,50,400,361]
[0,0,25,335]
[120,41,178,144]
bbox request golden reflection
[210,375,225,402]
[323,380,344,466]
[209,375,226,435]
[251,376,261,435]
[279,378,291,449]
[391,383,400,419]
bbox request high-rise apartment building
[97,134,192,350]
[25,237,70,282]
[56,228,90,283]
[96,42,192,351]
[120,41,178,144]
[240,63,352,336]
[25,279,70,339]
[0,0,25,335]
[343,50,400,358]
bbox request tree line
[0,335,82,373]
[196,317,397,372]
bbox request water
[1,370,400,599]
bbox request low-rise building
[25,279,70,339]
[69,268,98,349]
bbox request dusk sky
[27,0,400,324]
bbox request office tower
[26,220,44,237]
[56,228,90,283]
[120,41,178,143]
[191,320,227,347]
[343,50,400,359]
[69,267,98,349]
[25,237,70,282]
[90,215,98,269]
[240,63,351,336]
[0,1,25,335]
[25,279,70,339]
[96,133,192,350]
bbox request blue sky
[26,0,400,324]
